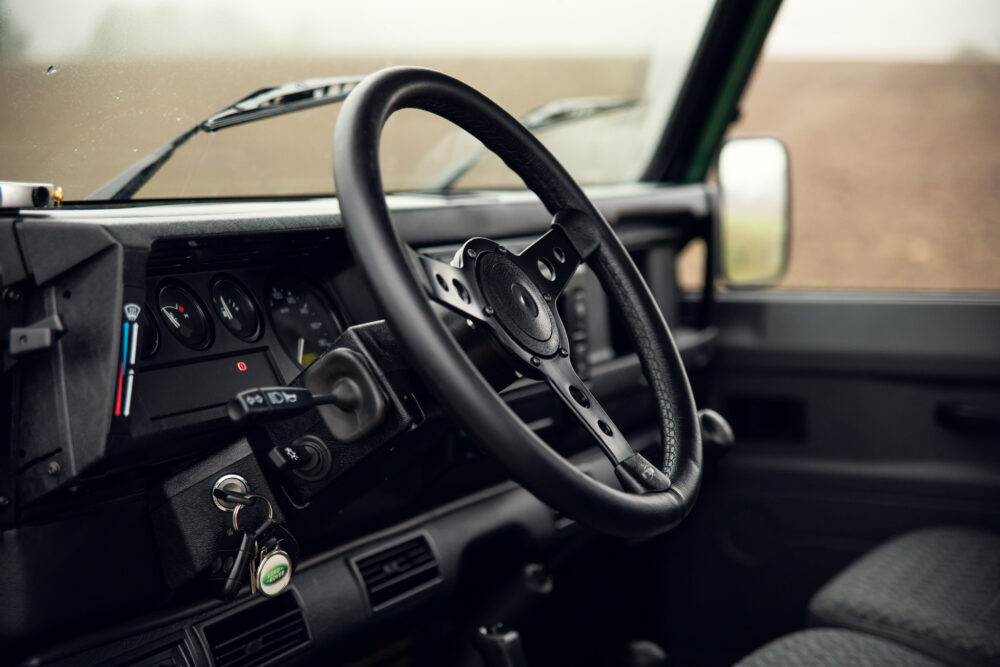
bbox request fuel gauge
[211,277,262,342]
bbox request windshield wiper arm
[422,96,638,192]
[517,96,638,131]
[87,75,367,201]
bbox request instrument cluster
[148,273,343,371]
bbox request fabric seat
[808,527,1000,667]
[735,629,946,666]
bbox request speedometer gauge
[266,277,341,368]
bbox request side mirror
[717,136,791,286]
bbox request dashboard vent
[147,231,337,274]
[352,534,441,612]
[202,593,309,667]
[104,632,194,667]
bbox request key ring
[232,494,274,532]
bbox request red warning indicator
[236,360,248,372]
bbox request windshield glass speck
[0,0,716,201]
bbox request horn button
[478,252,560,357]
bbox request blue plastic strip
[121,321,130,367]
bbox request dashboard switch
[268,436,330,481]
[227,389,272,423]
[263,387,312,409]
[268,443,313,472]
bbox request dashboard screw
[46,461,61,476]
[0,495,9,507]
[466,247,478,258]
[530,356,540,366]
[497,246,508,255]
[3,288,21,303]
[483,306,494,317]
[543,293,552,302]
[559,347,569,357]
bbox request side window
[683,1,1000,293]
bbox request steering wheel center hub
[477,251,559,357]
[511,283,539,318]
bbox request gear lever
[473,624,529,667]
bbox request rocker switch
[268,443,314,473]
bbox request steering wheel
[334,67,701,538]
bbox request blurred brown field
[0,57,644,198]
[732,59,1000,291]
[1,57,997,292]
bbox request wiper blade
[87,75,367,201]
[423,96,638,192]
[518,96,639,132]
[201,76,365,131]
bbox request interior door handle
[936,403,1000,437]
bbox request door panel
[669,291,1000,652]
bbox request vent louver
[147,231,336,275]
[353,534,441,611]
[202,593,309,667]
[107,633,194,667]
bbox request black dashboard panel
[133,350,277,420]
[2,185,714,661]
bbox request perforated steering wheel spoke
[412,246,491,323]
[537,354,670,493]
[516,221,585,301]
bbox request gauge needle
[162,308,181,328]
[220,298,233,321]
[296,337,305,366]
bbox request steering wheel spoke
[413,248,490,323]
[538,355,670,493]
[516,221,585,300]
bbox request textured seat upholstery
[809,527,1000,667]
[735,629,946,667]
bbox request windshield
[0,0,716,201]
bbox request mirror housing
[717,136,791,286]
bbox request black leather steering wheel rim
[334,66,701,538]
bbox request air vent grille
[147,231,336,274]
[106,633,194,667]
[202,593,309,667]
[353,534,441,611]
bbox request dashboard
[1,185,714,664]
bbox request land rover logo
[263,563,288,585]
[257,550,292,597]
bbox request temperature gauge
[266,277,341,368]
[211,277,262,342]
[157,283,211,350]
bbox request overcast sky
[765,0,1000,61]
[4,0,999,62]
